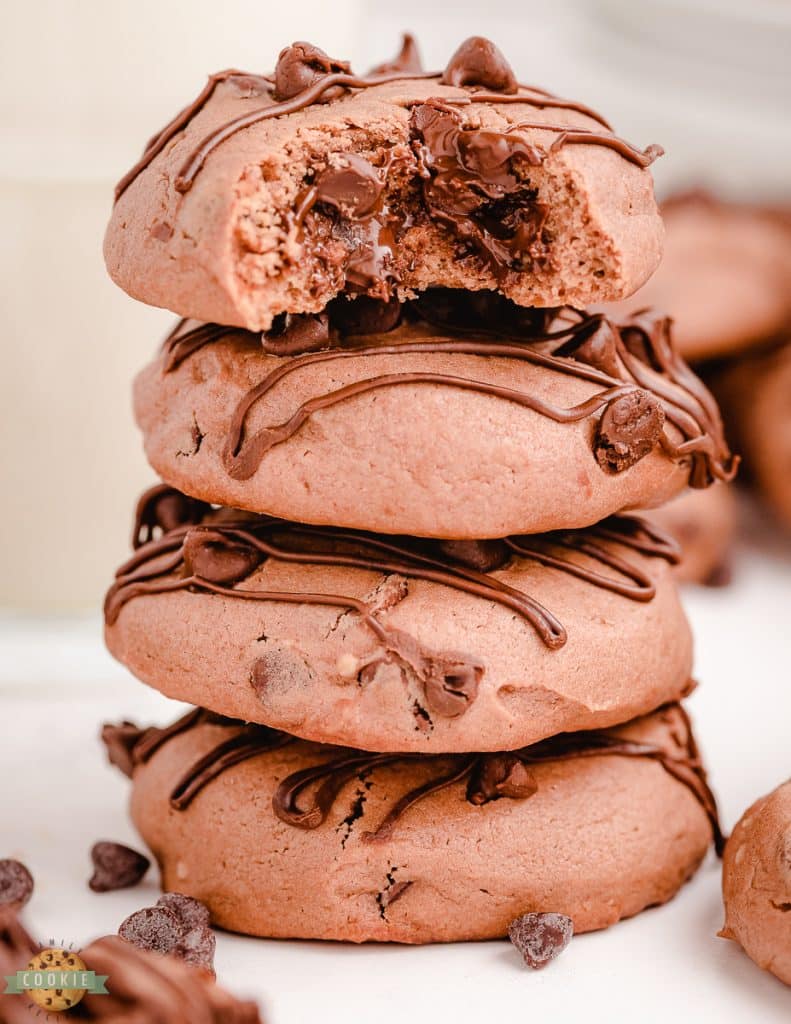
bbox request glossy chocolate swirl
[104,703,724,855]
[114,36,660,202]
[160,296,736,489]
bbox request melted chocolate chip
[328,296,403,336]
[422,655,483,717]
[437,538,511,572]
[314,154,385,219]
[508,911,574,968]
[595,390,666,473]
[441,36,518,94]
[467,754,537,805]
[134,485,210,549]
[410,101,548,276]
[0,860,33,909]
[273,42,350,102]
[182,528,263,585]
[262,312,331,356]
[89,842,150,893]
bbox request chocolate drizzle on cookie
[114,36,661,210]
[108,485,678,642]
[160,297,736,488]
[104,703,724,854]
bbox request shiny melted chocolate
[103,703,723,854]
[160,297,736,490]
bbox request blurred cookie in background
[711,340,791,532]
[642,484,737,587]
[610,191,791,364]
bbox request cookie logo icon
[3,943,108,1014]
[24,948,88,1013]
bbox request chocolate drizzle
[160,298,736,489]
[105,703,723,854]
[107,486,680,660]
[113,36,660,203]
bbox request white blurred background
[1,0,789,611]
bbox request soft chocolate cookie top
[106,35,664,328]
[135,295,735,538]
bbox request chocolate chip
[508,911,574,968]
[176,925,216,973]
[554,317,622,378]
[156,893,211,932]
[423,655,482,717]
[595,390,665,473]
[0,860,34,909]
[467,754,537,805]
[119,906,184,955]
[314,154,384,219]
[328,296,402,336]
[440,36,518,94]
[89,842,150,893]
[119,896,215,974]
[368,34,423,76]
[273,42,350,101]
[437,538,510,572]
[182,528,263,585]
[262,312,331,356]
[101,721,145,778]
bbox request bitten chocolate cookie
[609,191,791,363]
[712,339,791,530]
[108,703,719,943]
[642,484,737,587]
[721,778,791,987]
[105,487,694,753]
[133,298,734,538]
[105,36,664,330]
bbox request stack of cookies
[101,36,734,946]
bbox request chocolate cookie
[105,488,694,752]
[112,703,719,943]
[712,339,791,530]
[105,37,664,330]
[721,778,791,987]
[643,484,737,586]
[609,191,791,363]
[133,301,734,538]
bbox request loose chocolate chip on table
[156,892,211,931]
[0,860,34,909]
[89,841,150,893]
[119,894,215,973]
[508,911,574,968]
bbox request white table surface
[2,518,790,1023]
